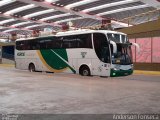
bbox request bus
[15,29,139,77]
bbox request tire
[80,66,91,76]
[29,63,35,72]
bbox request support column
[0,46,2,64]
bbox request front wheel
[29,63,35,72]
[80,66,91,76]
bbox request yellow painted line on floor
[0,64,15,67]
[134,70,160,76]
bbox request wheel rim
[83,69,89,76]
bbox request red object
[102,19,111,25]
[62,24,69,31]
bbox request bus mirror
[110,41,117,54]
[132,43,140,53]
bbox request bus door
[92,50,110,76]
[92,33,111,76]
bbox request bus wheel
[29,63,35,72]
[80,66,90,76]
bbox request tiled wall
[130,37,160,63]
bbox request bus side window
[77,34,92,48]
[56,37,63,48]
[16,41,22,50]
[93,33,110,63]
[56,34,92,49]
[39,39,46,49]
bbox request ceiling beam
[140,0,160,9]
[0,13,61,28]
[16,0,103,20]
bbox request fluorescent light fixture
[0,39,8,42]
[3,28,18,33]
[40,13,71,21]
[0,26,5,29]
[25,24,44,29]
[0,0,16,7]
[0,19,16,25]
[4,4,36,15]
[45,0,59,3]
[55,17,83,23]
[82,0,135,12]
[97,5,148,16]
[65,0,99,9]
[11,21,32,27]
[23,9,55,19]
[111,20,132,27]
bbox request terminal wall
[118,19,160,71]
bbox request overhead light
[45,0,59,3]
[23,9,55,19]
[0,0,16,7]
[97,5,148,16]
[40,13,71,21]
[65,0,99,9]
[3,28,18,33]
[82,0,135,13]
[11,21,32,27]
[111,20,132,27]
[55,17,83,24]
[25,24,44,29]
[4,4,36,15]
[0,19,16,25]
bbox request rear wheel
[80,66,90,76]
[29,63,35,72]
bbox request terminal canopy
[0,0,159,38]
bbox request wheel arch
[28,62,36,71]
[79,64,92,75]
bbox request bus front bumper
[110,69,133,77]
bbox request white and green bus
[15,29,138,77]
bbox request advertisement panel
[136,38,151,63]
[152,37,160,63]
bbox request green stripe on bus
[40,49,76,73]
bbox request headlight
[113,68,118,71]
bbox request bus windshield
[111,43,133,65]
[107,33,128,43]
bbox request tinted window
[16,34,92,50]
[16,36,57,50]
[57,34,92,48]
[107,33,120,43]
[93,33,110,63]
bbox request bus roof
[56,29,126,36]
[16,29,126,41]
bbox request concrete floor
[0,66,160,114]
